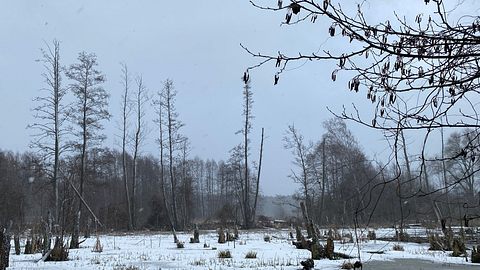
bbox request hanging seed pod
[418,66,424,77]
[278,0,283,9]
[381,98,385,107]
[329,24,336,36]
[276,56,281,67]
[354,77,360,92]
[339,55,345,68]
[311,14,317,23]
[274,74,280,85]
[429,75,434,85]
[285,12,292,24]
[372,118,377,127]
[416,14,422,24]
[331,70,338,81]
[323,0,329,10]
[432,97,438,108]
[371,94,376,103]
[365,50,369,59]
[380,108,385,117]
[389,92,396,104]
[243,71,249,84]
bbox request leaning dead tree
[245,0,480,220]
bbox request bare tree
[239,79,254,228]
[119,63,133,231]
[130,75,148,229]
[66,52,110,248]
[160,79,184,230]
[29,40,68,224]
[284,125,314,219]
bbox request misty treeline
[0,148,259,230]
[285,118,479,228]
[0,40,265,242]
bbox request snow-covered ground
[7,229,479,269]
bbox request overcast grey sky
[0,0,473,195]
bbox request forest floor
[7,228,479,269]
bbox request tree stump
[472,245,480,263]
[234,226,239,240]
[0,229,11,270]
[24,239,33,254]
[173,228,179,244]
[14,235,20,255]
[295,226,303,242]
[190,224,200,244]
[300,258,314,270]
[218,228,226,244]
[46,237,69,261]
[325,237,334,259]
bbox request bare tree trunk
[319,138,327,225]
[71,84,88,249]
[52,41,60,224]
[440,126,452,217]
[154,88,174,231]
[30,40,64,224]
[0,229,10,270]
[120,63,133,231]
[251,128,264,226]
[167,94,179,229]
[243,91,250,229]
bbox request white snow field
[7,229,479,269]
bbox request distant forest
[1,40,479,241]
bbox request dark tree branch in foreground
[245,0,480,155]
[245,0,480,183]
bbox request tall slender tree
[240,80,253,228]
[160,79,183,230]
[66,52,110,248]
[119,63,133,230]
[29,40,67,224]
[131,75,148,229]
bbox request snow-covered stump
[0,229,11,270]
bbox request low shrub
[245,251,257,259]
[392,244,404,251]
[218,250,232,258]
